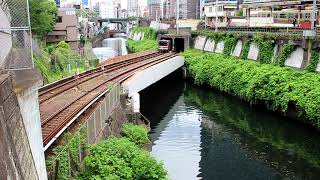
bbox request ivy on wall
[254,35,274,64]
[223,35,238,56]
[131,27,157,40]
[240,41,250,60]
[185,52,320,128]
[306,48,320,72]
[277,44,297,66]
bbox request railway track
[40,52,177,149]
[39,51,161,104]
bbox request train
[158,39,173,52]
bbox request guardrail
[212,26,320,36]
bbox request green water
[141,78,320,180]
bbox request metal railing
[0,0,33,70]
[47,83,121,180]
[212,26,320,36]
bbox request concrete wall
[0,74,38,179]
[232,40,243,57]
[215,41,225,53]
[284,47,304,68]
[204,39,215,52]
[15,82,47,180]
[192,35,309,70]
[122,56,185,96]
[247,42,259,60]
[194,36,206,50]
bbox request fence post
[52,159,59,180]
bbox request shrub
[306,48,320,72]
[185,53,320,128]
[83,137,168,180]
[127,39,158,53]
[122,123,148,147]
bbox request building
[204,0,238,27]
[149,0,161,20]
[46,8,78,49]
[128,0,140,17]
[241,0,320,27]
[164,0,200,20]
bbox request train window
[305,13,311,20]
[159,41,168,46]
[280,14,286,18]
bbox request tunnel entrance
[174,38,184,53]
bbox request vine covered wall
[127,27,158,53]
[192,30,320,71]
[185,52,320,128]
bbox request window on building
[56,16,62,23]
[218,6,223,12]
[209,7,212,13]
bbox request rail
[46,83,121,180]
[41,52,177,150]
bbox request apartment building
[241,0,320,27]
[46,8,78,49]
[162,0,200,20]
[204,0,238,27]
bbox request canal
[140,73,320,180]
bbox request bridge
[39,51,184,151]
[92,29,126,48]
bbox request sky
[60,0,148,9]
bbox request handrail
[139,112,151,131]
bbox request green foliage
[132,27,157,40]
[29,0,58,37]
[306,49,320,72]
[277,44,296,66]
[254,35,274,64]
[127,39,158,53]
[46,130,87,180]
[223,35,238,56]
[186,53,320,128]
[83,137,168,180]
[240,40,250,60]
[34,41,95,84]
[122,123,149,147]
[180,49,204,59]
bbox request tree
[29,0,58,38]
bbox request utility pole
[215,0,219,32]
[311,0,317,31]
[176,0,179,35]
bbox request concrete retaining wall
[192,35,307,70]
[247,42,259,60]
[215,41,225,53]
[194,36,206,50]
[0,74,38,179]
[204,39,215,52]
[284,47,304,68]
[232,40,243,57]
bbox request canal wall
[192,33,320,72]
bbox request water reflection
[141,79,320,180]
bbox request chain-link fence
[46,83,122,180]
[0,0,33,70]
